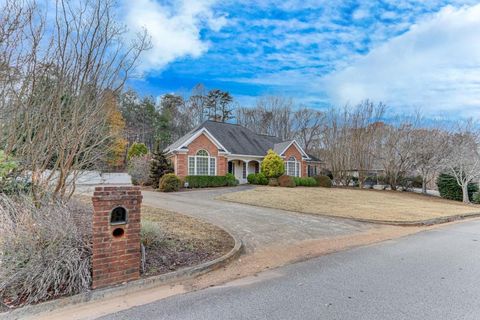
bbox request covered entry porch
[227,157,261,184]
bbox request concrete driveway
[142,186,377,252]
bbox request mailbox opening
[110,206,127,225]
[112,227,124,238]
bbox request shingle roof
[165,121,284,156]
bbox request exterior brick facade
[169,133,227,178]
[91,186,142,289]
[283,143,307,177]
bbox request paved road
[142,187,375,252]
[100,219,480,320]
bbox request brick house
[164,121,323,184]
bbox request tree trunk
[422,177,427,194]
[462,184,470,204]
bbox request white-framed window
[285,156,300,177]
[188,149,217,176]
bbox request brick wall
[283,143,307,177]
[91,186,142,289]
[170,133,227,178]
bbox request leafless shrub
[128,155,151,186]
[0,195,92,307]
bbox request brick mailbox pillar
[91,186,143,289]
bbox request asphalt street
[99,219,480,320]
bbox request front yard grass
[218,186,480,223]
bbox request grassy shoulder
[141,206,234,276]
[218,186,480,223]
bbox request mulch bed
[141,206,234,277]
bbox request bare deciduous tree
[349,101,385,188]
[411,124,449,194]
[292,107,325,153]
[0,0,150,200]
[441,121,480,203]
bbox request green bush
[247,173,257,184]
[473,192,480,204]
[185,175,238,188]
[315,175,332,188]
[159,173,182,192]
[278,175,296,188]
[247,173,268,185]
[226,173,239,186]
[294,177,318,187]
[261,149,284,178]
[127,142,148,161]
[437,173,478,202]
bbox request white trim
[279,140,310,160]
[285,156,301,177]
[228,154,264,159]
[187,149,217,176]
[176,128,230,154]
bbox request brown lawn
[218,186,480,223]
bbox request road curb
[351,211,480,226]
[0,229,243,320]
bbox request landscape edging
[0,229,243,320]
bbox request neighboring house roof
[165,120,318,161]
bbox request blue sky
[123,0,480,117]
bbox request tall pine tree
[149,141,174,189]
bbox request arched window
[188,149,216,176]
[285,156,300,177]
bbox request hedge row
[185,173,238,188]
[436,173,478,202]
[293,177,317,187]
[248,173,331,188]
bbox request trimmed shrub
[278,175,296,188]
[128,155,151,186]
[294,177,318,187]
[472,192,480,204]
[315,175,332,188]
[185,175,238,188]
[247,173,257,184]
[127,142,148,161]
[261,149,284,178]
[226,173,239,186]
[247,173,268,185]
[0,195,91,307]
[436,173,478,202]
[268,178,279,187]
[159,173,182,192]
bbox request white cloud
[324,4,480,117]
[123,0,226,73]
